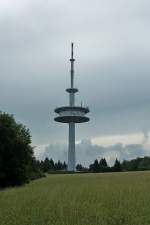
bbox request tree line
[37,158,67,172]
[38,156,150,173]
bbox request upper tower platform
[66,88,78,93]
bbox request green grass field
[0,172,150,225]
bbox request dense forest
[1,111,150,188]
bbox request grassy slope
[0,172,150,225]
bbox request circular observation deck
[54,106,90,123]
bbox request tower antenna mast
[70,42,75,89]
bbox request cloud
[37,137,149,166]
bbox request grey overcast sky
[1,0,150,164]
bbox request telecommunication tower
[54,43,90,171]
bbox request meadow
[0,172,150,225]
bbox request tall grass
[0,172,150,225]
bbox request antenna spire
[71,42,74,59]
[70,42,75,88]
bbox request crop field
[0,172,150,225]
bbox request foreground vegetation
[0,172,150,225]
[0,112,43,187]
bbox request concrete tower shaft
[68,122,75,171]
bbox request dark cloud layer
[0,0,150,150]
